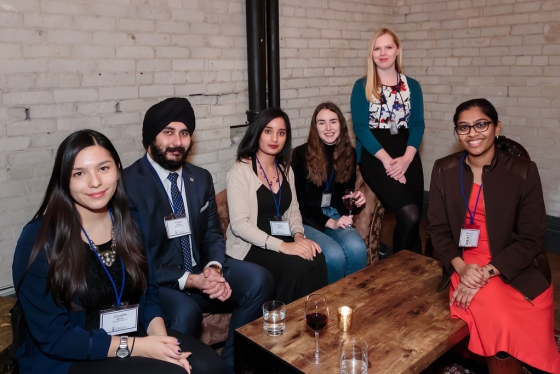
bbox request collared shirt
[146,154,221,289]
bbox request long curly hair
[305,102,355,186]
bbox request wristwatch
[116,336,130,358]
[208,264,223,277]
[486,265,496,278]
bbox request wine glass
[343,188,357,229]
[304,293,329,364]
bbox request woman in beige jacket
[226,108,328,303]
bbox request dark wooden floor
[381,212,560,331]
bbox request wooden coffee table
[234,251,468,374]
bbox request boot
[487,355,524,374]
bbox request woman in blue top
[350,28,425,255]
[12,130,225,374]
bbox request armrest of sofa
[215,189,230,239]
[353,165,385,265]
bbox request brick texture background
[0,0,558,288]
[396,0,560,221]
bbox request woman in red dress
[428,98,560,373]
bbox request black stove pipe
[245,0,266,124]
[266,0,280,109]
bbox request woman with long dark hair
[428,99,560,373]
[291,102,367,284]
[12,130,225,374]
[350,28,425,255]
[225,108,328,303]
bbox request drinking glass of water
[263,300,286,336]
[340,338,368,374]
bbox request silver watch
[116,336,130,358]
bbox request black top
[84,240,136,331]
[291,143,356,232]
[252,158,294,243]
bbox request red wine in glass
[343,198,356,211]
[305,312,328,331]
[304,294,329,364]
[343,189,356,228]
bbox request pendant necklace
[82,212,117,267]
[89,228,117,267]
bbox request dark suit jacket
[124,155,226,288]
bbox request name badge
[459,228,480,248]
[320,192,332,208]
[100,303,139,335]
[164,213,191,238]
[270,220,291,236]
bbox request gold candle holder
[338,306,353,332]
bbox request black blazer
[124,155,226,287]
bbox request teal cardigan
[350,76,425,162]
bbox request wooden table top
[236,251,468,374]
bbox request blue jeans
[303,207,367,284]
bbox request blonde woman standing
[350,28,425,255]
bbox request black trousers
[68,330,226,374]
[157,257,275,368]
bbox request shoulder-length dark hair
[28,129,148,310]
[236,107,292,170]
[306,102,355,186]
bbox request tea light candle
[338,306,353,332]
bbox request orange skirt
[449,184,560,373]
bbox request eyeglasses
[454,121,493,135]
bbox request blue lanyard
[460,153,483,226]
[81,210,125,307]
[325,168,335,192]
[255,155,282,218]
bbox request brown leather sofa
[200,165,384,345]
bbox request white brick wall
[0,0,558,289]
[394,0,560,219]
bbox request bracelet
[293,231,305,239]
[130,337,136,356]
[264,235,270,250]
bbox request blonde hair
[365,28,403,102]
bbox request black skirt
[359,128,424,210]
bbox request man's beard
[149,142,190,171]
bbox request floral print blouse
[368,74,411,130]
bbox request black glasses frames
[454,121,493,135]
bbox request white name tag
[459,228,480,248]
[164,214,191,238]
[270,220,291,236]
[320,192,332,208]
[100,304,139,335]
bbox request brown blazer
[427,149,551,300]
